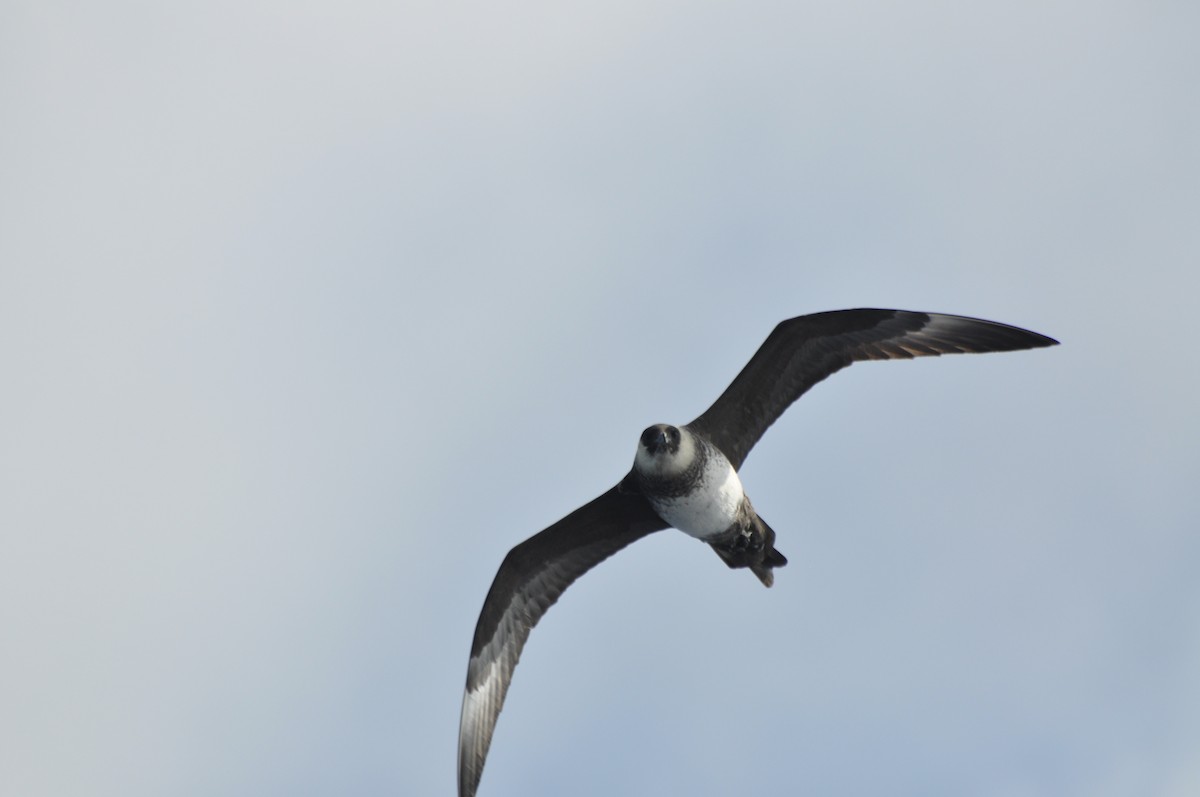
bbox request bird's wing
[458,485,669,797]
[688,309,1058,470]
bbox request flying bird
[458,308,1057,796]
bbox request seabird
[458,309,1057,796]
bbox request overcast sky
[3,2,1198,796]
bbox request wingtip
[458,745,481,797]
[1024,329,1060,348]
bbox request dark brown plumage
[458,309,1057,797]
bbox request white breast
[650,455,745,541]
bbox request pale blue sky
[2,2,1198,796]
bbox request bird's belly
[651,465,745,541]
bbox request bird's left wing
[458,485,669,797]
[688,309,1058,470]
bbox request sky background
[3,2,1198,795]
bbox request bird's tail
[711,514,788,587]
[750,547,788,588]
[750,515,788,587]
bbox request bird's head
[633,424,694,476]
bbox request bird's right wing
[458,484,669,797]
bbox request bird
[457,308,1057,797]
